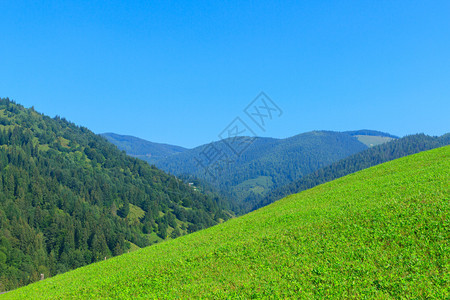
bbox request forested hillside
[255,133,450,210]
[0,98,230,291]
[143,131,368,211]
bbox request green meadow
[4,146,449,299]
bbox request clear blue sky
[1,1,449,148]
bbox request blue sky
[1,1,449,148]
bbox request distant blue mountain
[101,133,187,163]
[105,130,376,212]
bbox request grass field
[355,135,395,147]
[3,146,449,299]
[236,175,274,195]
[127,203,145,225]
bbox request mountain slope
[101,133,187,164]
[7,146,449,299]
[151,131,369,210]
[0,99,230,291]
[256,133,450,210]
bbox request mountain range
[104,130,396,212]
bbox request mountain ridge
[344,129,399,138]
[101,133,187,164]
[106,130,378,211]
[104,129,397,161]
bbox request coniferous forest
[0,98,230,291]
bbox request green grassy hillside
[344,130,398,147]
[354,135,395,147]
[4,146,449,299]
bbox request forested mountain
[106,130,402,213]
[148,131,369,211]
[255,133,450,210]
[101,133,187,164]
[0,98,230,291]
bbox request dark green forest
[254,133,450,210]
[0,98,230,291]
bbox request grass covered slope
[5,146,449,299]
